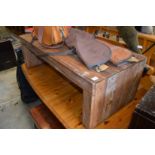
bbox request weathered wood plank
[22,46,43,68]
[101,60,145,121]
[83,80,106,128]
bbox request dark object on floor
[0,40,17,71]
[16,49,39,104]
[30,104,65,129]
[16,65,39,103]
[129,85,155,129]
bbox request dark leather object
[75,37,112,68]
[65,28,94,48]
[17,64,39,103]
[65,28,112,68]
[129,85,155,129]
[16,49,38,103]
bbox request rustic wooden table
[20,34,146,128]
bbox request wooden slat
[22,63,149,129]
[138,32,155,42]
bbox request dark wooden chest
[129,85,155,129]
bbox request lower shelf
[22,63,146,129]
[22,63,83,128]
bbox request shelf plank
[22,63,148,129]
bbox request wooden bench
[20,34,146,128]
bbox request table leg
[82,81,106,128]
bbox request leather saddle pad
[75,36,112,69]
[65,28,111,69]
[65,28,94,48]
[65,28,132,68]
[100,40,133,65]
[110,46,133,65]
